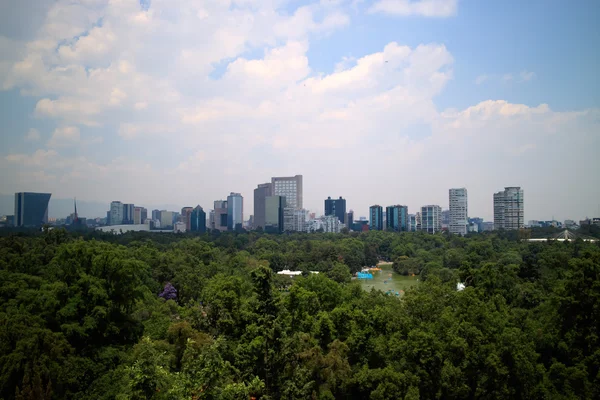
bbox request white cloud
[369,0,457,17]
[47,126,81,148]
[474,74,487,85]
[502,73,513,82]
[25,128,41,141]
[519,70,536,82]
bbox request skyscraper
[122,203,135,224]
[152,209,161,222]
[324,196,347,224]
[253,183,272,230]
[265,195,285,233]
[133,207,143,224]
[369,205,383,231]
[190,205,206,233]
[449,188,468,235]
[420,205,442,233]
[493,187,524,230]
[109,201,124,225]
[227,193,243,231]
[14,192,51,227]
[181,207,194,231]
[160,211,174,229]
[213,200,228,231]
[272,175,303,209]
[386,205,409,232]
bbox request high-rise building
[181,207,194,231]
[253,183,272,230]
[160,211,174,229]
[441,209,450,227]
[324,196,347,224]
[408,214,417,232]
[369,205,383,231]
[14,192,51,227]
[213,200,228,231]
[346,210,354,230]
[272,175,303,209]
[133,207,143,224]
[190,205,206,233]
[227,193,243,231]
[420,205,442,233]
[386,205,409,232]
[493,187,524,230]
[265,195,285,233]
[109,201,124,225]
[141,208,147,223]
[449,188,468,235]
[322,215,342,233]
[122,203,135,224]
[152,209,161,222]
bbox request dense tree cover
[0,228,599,399]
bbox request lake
[357,263,420,296]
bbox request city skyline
[1,1,599,222]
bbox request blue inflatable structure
[357,272,373,279]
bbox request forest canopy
[0,228,599,399]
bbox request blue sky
[0,0,599,221]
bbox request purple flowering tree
[159,282,178,301]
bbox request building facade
[408,214,417,232]
[346,210,354,230]
[181,207,194,231]
[109,201,124,226]
[160,211,174,229]
[253,183,272,230]
[122,203,135,224]
[213,200,228,231]
[322,215,342,233]
[420,205,442,233]
[265,196,285,233]
[493,187,524,230]
[272,175,303,209]
[369,205,383,231]
[133,207,143,225]
[324,196,347,224]
[14,192,51,227]
[386,205,409,232]
[449,188,468,235]
[292,209,308,232]
[190,205,206,233]
[227,193,243,231]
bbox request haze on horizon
[0,0,599,222]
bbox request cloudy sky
[1,0,599,221]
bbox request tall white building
[292,209,308,232]
[272,175,303,209]
[449,188,468,235]
[420,205,442,234]
[493,187,524,230]
[322,215,342,233]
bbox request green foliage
[0,229,599,399]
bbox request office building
[482,222,495,231]
[324,196,347,224]
[14,192,51,227]
[181,207,194,231]
[369,205,383,231]
[449,188,468,235]
[493,187,524,230]
[159,211,174,229]
[190,205,206,233]
[227,193,243,231]
[109,201,124,225]
[441,209,450,227]
[469,217,484,233]
[122,203,135,224]
[346,210,354,230]
[213,200,228,231]
[253,183,272,229]
[265,196,285,233]
[151,209,160,222]
[420,205,442,233]
[386,205,409,232]
[133,207,143,225]
[272,175,303,209]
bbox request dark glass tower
[14,192,51,227]
[190,205,206,233]
[324,196,347,224]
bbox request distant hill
[0,194,185,219]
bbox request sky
[0,0,599,221]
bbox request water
[357,263,420,296]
